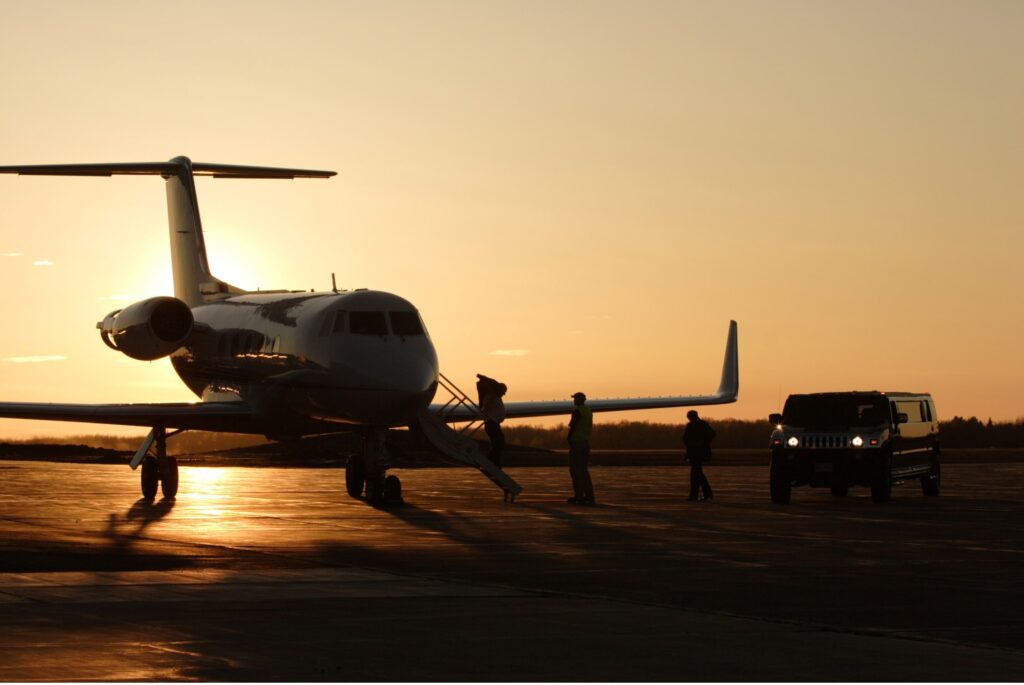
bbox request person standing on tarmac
[683,409,715,501]
[475,374,507,468]
[567,392,595,505]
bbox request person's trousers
[569,441,594,500]
[484,420,505,468]
[689,462,712,500]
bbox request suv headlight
[787,436,799,447]
[851,436,864,447]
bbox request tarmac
[1,457,1022,680]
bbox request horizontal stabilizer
[0,161,335,179]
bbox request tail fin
[715,320,739,400]
[164,156,241,307]
[164,157,339,306]
[0,156,336,308]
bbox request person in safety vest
[683,409,715,501]
[566,392,595,504]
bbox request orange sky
[1,0,1022,439]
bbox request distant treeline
[7,432,271,455]
[508,417,1024,449]
[503,420,768,449]
[5,416,1023,453]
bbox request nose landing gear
[345,429,404,506]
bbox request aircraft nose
[396,351,439,396]
[327,336,439,424]
[382,347,439,419]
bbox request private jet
[0,157,738,505]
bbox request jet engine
[98,296,194,361]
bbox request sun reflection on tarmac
[185,467,233,519]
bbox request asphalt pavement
[0,459,1022,680]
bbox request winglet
[715,320,739,400]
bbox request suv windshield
[783,395,890,428]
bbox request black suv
[768,391,940,503]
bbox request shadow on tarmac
[105,497,177,544]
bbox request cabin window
[389,311,424,336]
[350,311,388,335]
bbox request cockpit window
[389,311,424,336]
[350,311,388,335]
[332,311,347,334]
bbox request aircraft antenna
[331,272,338,293]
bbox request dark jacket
[683,418,716,463]
[476,374,507,423]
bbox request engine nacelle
[98,296,194,361]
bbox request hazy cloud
[32,260,54,267]
[3,355,69,363]
[2,252,23,258]
[98,295,138,301]
[488,349,529,357]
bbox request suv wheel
[921,457,940,497]
[871,453,892,503]
[770,457,791,504]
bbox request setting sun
[1,1,1022,443]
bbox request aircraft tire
[141,457,159,500]
[921,457,940,497]
[365,474,384,506]
[769,458,791,504]
[160,457,179,499]
[383,475,403,505]
[830,486,848,497]
[345,455,365,499]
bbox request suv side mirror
[769,413,783,425]
[895,412,909,425]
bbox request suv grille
[800,434,850,449]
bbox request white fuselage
[170,289,439,436]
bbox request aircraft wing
[434,320,739,421]
[0,401,257,433]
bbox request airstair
[416,373,523,500]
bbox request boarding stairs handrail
[436,372,485,435]
[416,408,523,499]
[423,373,522,499]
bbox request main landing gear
[134,426,180,500]
[345,429,404,507]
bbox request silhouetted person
[476,374,507,468]
[683,409,714,501]
[567,392,595,504]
